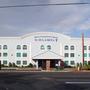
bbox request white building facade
[0,32,90,69]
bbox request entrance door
[50,60,59,68]
[38,59,61,70]
[38,60,46,70]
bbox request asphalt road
[0,72,90,90]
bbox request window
[64,61,69,65]
[23,61,27,65]
[23,45,27,50]
[0,45,1,49]
[0,53,1,57]
[88,46,90,50]
[70,53,75,57]
[17,45,21,50]
[65,45,69,50]
[16,53,21,57]
[3,53,8,57]
[3,45,7,50]
[84,53,87,57]
[70,46,74,50]
[47,45,51,50]
[40,45,45,50]
[70,61,75,65]
[3,60,7,64]
[23,53,27,57]
[89,53,90,57]
[84,61,87,64]
[84,46,87,50]
[64,53,69,57]
[16,61,21,65]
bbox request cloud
[79,19,90,30]
[0,0,90,37]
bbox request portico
[32,51,63,70]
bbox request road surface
[0,72,90,90]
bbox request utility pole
[82,33,84,65]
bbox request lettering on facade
[34,36,58,42]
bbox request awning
[32,50,63,59]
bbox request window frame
[23,45,27,50]
[3,53,8,57]
[17,45,21,50]
[16,53,21,57]
[47,45,51,50]
[3,45,7,50]
[64,45,69,50]
[70,45,74,50]
[23,53,27,57]
[64,53,69,57]
[70,53,75,57]
[23,61,27,65]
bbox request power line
[0,3,90,8]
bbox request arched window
[17,45,21,50]
[40,45,45,50]
[23,45,27,50]
[47,45,51,50]
[65,45,68,50]
[3,45,7,50]
[71,45,74,50]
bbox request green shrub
[9,62,13,67]
[27,63,34,68]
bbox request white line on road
[65,82,90,84]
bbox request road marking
[65,82,90,84]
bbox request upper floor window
[23,45,27,50]
[16,53,21,57]
[70,53,75,57]
[64,53,69,57]
[89,53,90,57]
[84,46,87,50]
[40,45,45,50]
[3,45,7,50]
[0,45,1,49]
[17,45,21,50]
[70,46,74,50]
[88,46,90,50]
[65,45,69,50]
[23,53,27,57]
[0,53,1,57]
[84,53,87,57]
[47,45,51,50]
[3,53,8,57]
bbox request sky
[0,0,90,37]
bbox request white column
[36,60,38,69]
[58,60,61,66]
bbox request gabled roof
[32,50,63,59]
[21,32,70,39]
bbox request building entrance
[35,59,61,70]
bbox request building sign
[34,36,58,42]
